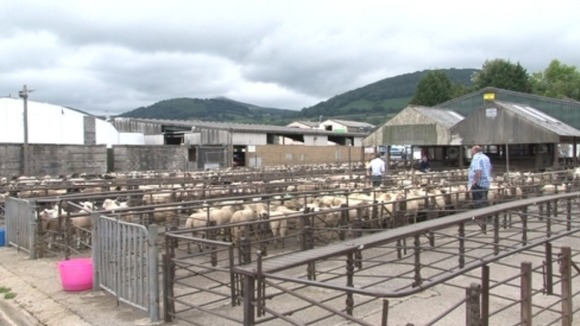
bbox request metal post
[505,143,510,174]
[521,262,532,326]
[493,214,499,255]
[381,299,389,326]
[466,283,481,326]
[560,246,572,326]
[481,265,489,326]
[545,242,553,295]
[19,84,31,176]
[346,251,354,316]
[459,222,465,268]
[413,234,421,287]
[148,224,160,322]
[243,275,256,326]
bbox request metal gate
[5,197,37,258]
[91,213,160,322]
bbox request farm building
[364,90,580,171]
[0,97,142,146]
[286,120,320,129]
[283,119,374,145]
[449,100,580,171]
[319,118,375,133]
[0,97,150,177]
[362,105,466,168]
[437,87,580,130]
[111,118,370,169]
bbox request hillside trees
[531,59,580,101]
[409,70,453,106]
[472,59,532,93]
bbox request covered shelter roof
[437,87,580,130]
[449,101,580,145]
[326,119,375,128]
[181,119,364,136]
[289,120,320,128]
[112,118,369,143]
[363,105,464,146]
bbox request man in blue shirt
[468,145,492,209]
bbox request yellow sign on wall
[483,93,496,101]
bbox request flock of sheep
[2,164,580,253]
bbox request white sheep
[230,204,267,242]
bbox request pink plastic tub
[58,258,93,292]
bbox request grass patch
[0,286,11,293]
[3,292,16,300]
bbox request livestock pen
[3,167,580,324]
[164,192,580,325]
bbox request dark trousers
[371,175,382,187]
[471,184,489,209]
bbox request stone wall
[0,143,107,177]
[111,145,189,172]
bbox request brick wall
[250,145,367,166]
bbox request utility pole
[18,85,31,176]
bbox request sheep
[68,201,94,249]
[38,206,64,249]
[185,204,242,250]
[311,206,342,242]
[230,204,268,242]
[266,205,306,248]
[102,198,129,211]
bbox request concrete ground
[0,248,156,326]
[1,218,580,326]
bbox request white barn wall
[319,119,348,132]
[233,132,267,145]
[118,133,145,145]
[0,97,144,147]
[304,135,328,146]
[0,98,84,144]
[184,133,201,145]
[144,135,165,144]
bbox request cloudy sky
[1,0,579,116]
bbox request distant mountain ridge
[119,68,477,125]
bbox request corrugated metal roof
[438,87,580,109]
[497,101,580,137]
[290,120,320,128]
[120,118,368,137]
[328,119,375,128]
[410,106,464,128]
[435,87,580,131]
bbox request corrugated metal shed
[116,118,368,137]
[437,87,580,130]
[289,120,319,128]
[363,106,464,146]
[449,101,580,145]
[328,119,375,128]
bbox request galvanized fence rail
[4,197,36,258]
[159,192,580,325]
[91,213,160,322]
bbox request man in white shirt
[368,153,386,187]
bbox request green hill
[119,97,299,124]
[300,68,477,123]
[119,68,477,125]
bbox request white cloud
[1,0,579,116]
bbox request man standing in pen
[468,145,492,209]
[369,153,386,187]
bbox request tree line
[411,59,580,106]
